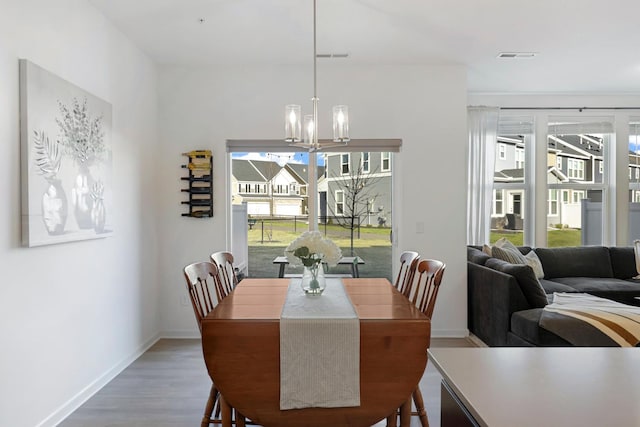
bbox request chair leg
[399,397,412,427]
[386,408,398,427]
[412,387,429,427]
[235,410,246,427]
[220,394,232,427]
[202,384,219,427]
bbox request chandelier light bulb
[333,105,349,142]
[304,114,315,146]
[285,104,301,142]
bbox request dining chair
[387,258,446,427]
[183,262,246,427]
[210,251,239,300]
[394,251,420,295]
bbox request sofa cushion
[550,277,640,292]
[534,247,613,279]
[510,309,572,346]
[539,279,576,294]
[467,247,491,265]
[485,258,548,308]
[609,247,638,279]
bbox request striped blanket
[540,293,640,347]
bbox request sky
[231,152,325,166]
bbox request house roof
[285,163,325,183]
[232,159,265,182]
[494,168,524,182]
[248,160,282,181]
[551,135,603,159]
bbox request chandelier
[284,0,350,151]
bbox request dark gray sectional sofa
[467,245,640,346]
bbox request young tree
[328,163,382,255]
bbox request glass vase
[301,264,326,295]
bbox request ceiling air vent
[497,52,538,59]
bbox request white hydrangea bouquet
[285,231,342,294]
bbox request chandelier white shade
[284,0,350,151]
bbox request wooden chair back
[395,251,420,296]
[406,259,446,318]
[183,262,221,332]
[210,251,239,299]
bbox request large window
[491,117,532,244]
[547,117,611,246]
[471,109,640,248]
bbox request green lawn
[490,229,581,247]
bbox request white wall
[158,64,468,337]
[0,1,159,426]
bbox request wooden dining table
[201,277,431,427]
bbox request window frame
[361,152,370,173]
[341,154,350,175]
[335,190,344,215]
[381,152,391,172]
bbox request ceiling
[89,0,640,93]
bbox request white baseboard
[38,332,161,427]
[431,328,469,338]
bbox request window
[381,152,391,171]
[562,190,569,203]
[515,148,524,169]
[341,154,350,175]
[572,190,585,203]
[361,152,370,173]
[335,190,344,215]
[548,189,558,215]
[493,189,503,215]
[567,158,584,180]
[491,117,532,244]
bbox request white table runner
[279,278,360,410]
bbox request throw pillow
[482,244,492,256]
[485,258,548,308]
[494,237,520,253]
[524,251,545,279]
[492,245,527,265]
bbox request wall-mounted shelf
[181,150,213,218]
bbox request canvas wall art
[20,59,114,247]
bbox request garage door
[275,202,301,216]
[248,202,270,215]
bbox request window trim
[341,153,350,175]
[381,152,391,172]
[361,152,370,173]
[335,190,344,216]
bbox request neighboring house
[231,159,324,216]
[492,134,640,229]
[322,152,393,227]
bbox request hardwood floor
[59,338,476,427]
